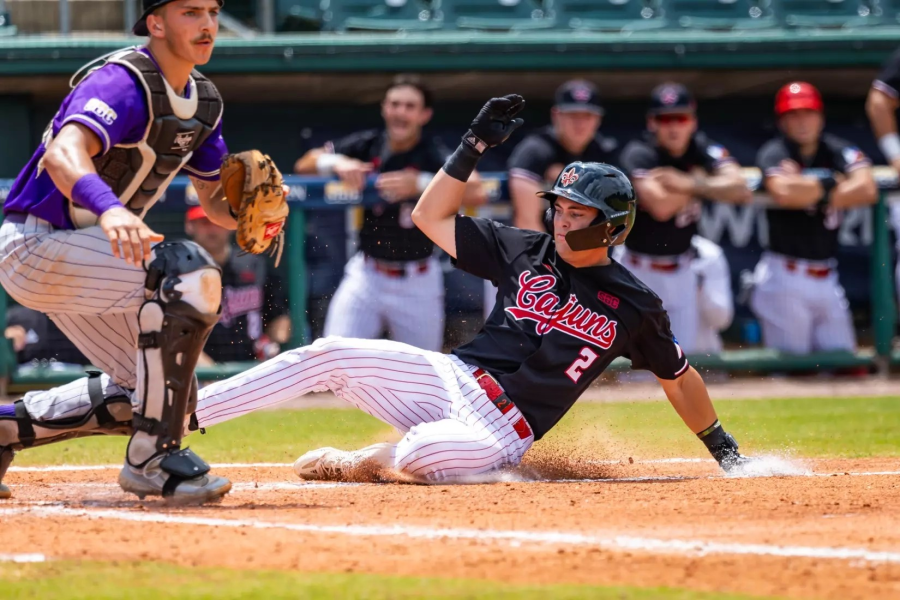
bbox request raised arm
[412,95,525,259]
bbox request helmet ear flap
[543,206,554,234]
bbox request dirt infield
[3,457,900,599]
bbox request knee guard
[130,241,221,462]
[0,370,133,469]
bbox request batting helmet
[538,162,637,251]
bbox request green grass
[0,561,782,600]
[14,409,394,466]
[551,396,900,460]
[13,396,900,466]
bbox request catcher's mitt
[220,150,289,266]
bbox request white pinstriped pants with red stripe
[195,336,534,483]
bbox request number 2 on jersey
[565,347,599,383]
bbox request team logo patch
[84,98,117,126]
[264,221,283,240]
[660,86,680,105]
[506,272,618,350]
[572,85,592,102]
[172,131,195,151]
[842,146,866,166]
[597,291,620,309]
[560,167,579,187]
[707,144,729,161]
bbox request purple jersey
[4,48,228,230]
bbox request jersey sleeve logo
[84,98,117,126]
[560,167,579,187]
[842,146,867,165]
[706,144,729,161]
[505,271,618,350]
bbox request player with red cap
[750,82,877,355]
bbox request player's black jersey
[451,216,689,440]
[757,134,871,261]
[874,47,900,111]
[204,252,288,362]
[329,129,450,262]
[619,132,736,256]
[508,126,618,187]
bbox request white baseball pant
[194,336,534,483]
[324,253,445,352]
[616,247,700,354]
[690,236,734,354]
[749,252,855,354]
[0,215,145,395]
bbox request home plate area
[3,457,900,599]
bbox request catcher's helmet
[538,162,636,251]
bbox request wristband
[697,419,739,464]
[879,132,900,162]
[315,153,341,176]
[71,174,124,216]
[442,142,482,183]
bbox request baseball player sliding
[0,0,288,502]
[191,96,753,483]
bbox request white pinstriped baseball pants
[324,253,445,352]
[195,336,534,483]
[0,215,145,421]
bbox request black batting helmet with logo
[538,162,636,251]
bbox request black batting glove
[463,94,526,154]
[697,420,752,473]
[444,94,526,182]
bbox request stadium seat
[276,0,323,32]
[323,0,441,32]
[778,0,880,29]
[554,0,666,33]
[438,0,555,31]
[667,0,775,30]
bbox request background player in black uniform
[184,206,291,363]
[752,82,876,354]
[192,96,752,483]
[294,75,486,351]
[865,47,900,311]
[617,83,750,354]
[507,79,617,232]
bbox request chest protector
[66,49,223,228]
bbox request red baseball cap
[186,205,208,222]
[775,82,823,116]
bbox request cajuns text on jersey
[452,216,688,439]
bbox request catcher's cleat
[118,449,231,503]
[293,443,392,482]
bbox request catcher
[0,0,287,502]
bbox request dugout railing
[0,167,897,392]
